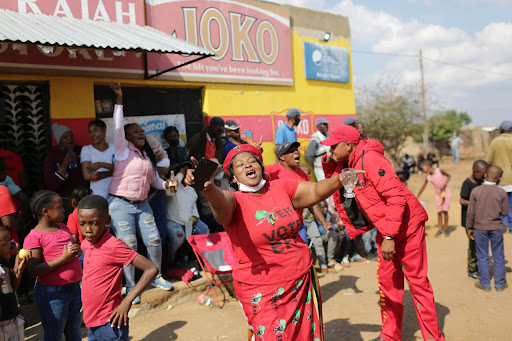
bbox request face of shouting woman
[231,152,263,188]
[125,124,146,149]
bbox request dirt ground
[23,157,512,340]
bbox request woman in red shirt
[185,145,351,341]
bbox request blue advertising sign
[303,42,350,83]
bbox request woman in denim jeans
[24,190,83,341]
[106,84,173,304]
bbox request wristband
[93,173,98,182]
[384,236,394,240]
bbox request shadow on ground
[324,318,381,340]
[140,320,187,340]
[321,274,363,303]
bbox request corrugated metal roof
[0,9,214,56]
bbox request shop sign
[0,0,145,74]
[303,42,350,83]
[146,0,293,85]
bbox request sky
[273,0,512,126]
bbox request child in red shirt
[78,195,158,340]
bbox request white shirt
[80,144,115,198]
[165,173,200,226]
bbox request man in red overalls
[321,125,445,341]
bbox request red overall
[323,140,445,341]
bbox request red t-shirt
[204,138,216,159]
[23,223,82,285]
[81,231,137,328]
[265,164,310,225]
[67,208,83,244]
[225,179,312,285]
[0,186,18,256]
[0,150,23,186]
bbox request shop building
[0,0,355,189]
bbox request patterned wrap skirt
[235,267,323,341]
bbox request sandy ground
[22,157,512,340]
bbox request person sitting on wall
[188,116,226,163]
[275,108,301,146]
[43,123,87,220]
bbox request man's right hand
[381,238,396,260]
[468,229,475,240]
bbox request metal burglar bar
[0,82,52,194]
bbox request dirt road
[25,158,512,340]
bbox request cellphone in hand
[192,158,219,191]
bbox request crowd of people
[0,78,510,340]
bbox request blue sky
[274,0,512,126]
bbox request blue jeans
[107,195,162,288]
[474,229,506,288]
[451,147,460,164]
[362,228,377,253]
[149,189,168,245]
[88,322,129,341]
[33,281,82,341]
[340,228,360,260]
[503,192,512,230]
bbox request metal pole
[419,49,429,154]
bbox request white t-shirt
[80,144,115,198]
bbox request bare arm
[460,197,470,206]
[311,204,332,230]
[292,174,345,210]
[0,214,17,233]
[439,168,451,190]
[416,178,428,198]
[27,246,78,278]
[109,254,158,328]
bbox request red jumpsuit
[323,140,445,341]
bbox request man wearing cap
[188,116,225,163]
[344,116,357,128]
[223,120,248,155]
[275,108,302,146]
[322,125,445,341]
[486,120,512,232]
[305,118,330,181]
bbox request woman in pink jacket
[107,84,173,304]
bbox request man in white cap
[305,118,330,181]
[223,120,247,155]
[486,120,512,232]
[275,108,302,146]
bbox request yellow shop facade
[0,0,355,188]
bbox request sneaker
[474,282,491,292]
[328,260,344,272]
[435,231,443,237]
[468,272,479,280]
[151,276,173,291]
[341,256,351,267]
[496,283,508,292]
[126,288,141,305]
[320,264,334,273]
[349,254,367,263]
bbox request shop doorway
[0,82,52,194]
[93,85,204,142]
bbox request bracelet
[93,173,98,182]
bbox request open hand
[109,299,131,328]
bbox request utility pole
[419,49,429,154]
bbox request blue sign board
[303,42,350,83]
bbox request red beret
[321,125,360,146]
[223,144,263,173]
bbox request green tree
[427,110,472,156]
[356,80,422,165]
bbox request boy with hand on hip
[467,166,510,292]
[78,195,158,340]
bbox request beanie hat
[52,123,71,144]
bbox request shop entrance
[0,82,52,194]
[93,85,204,142]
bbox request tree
[427,110,472,156]
[356,80,423,165]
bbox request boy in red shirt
[78,195,158,340]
